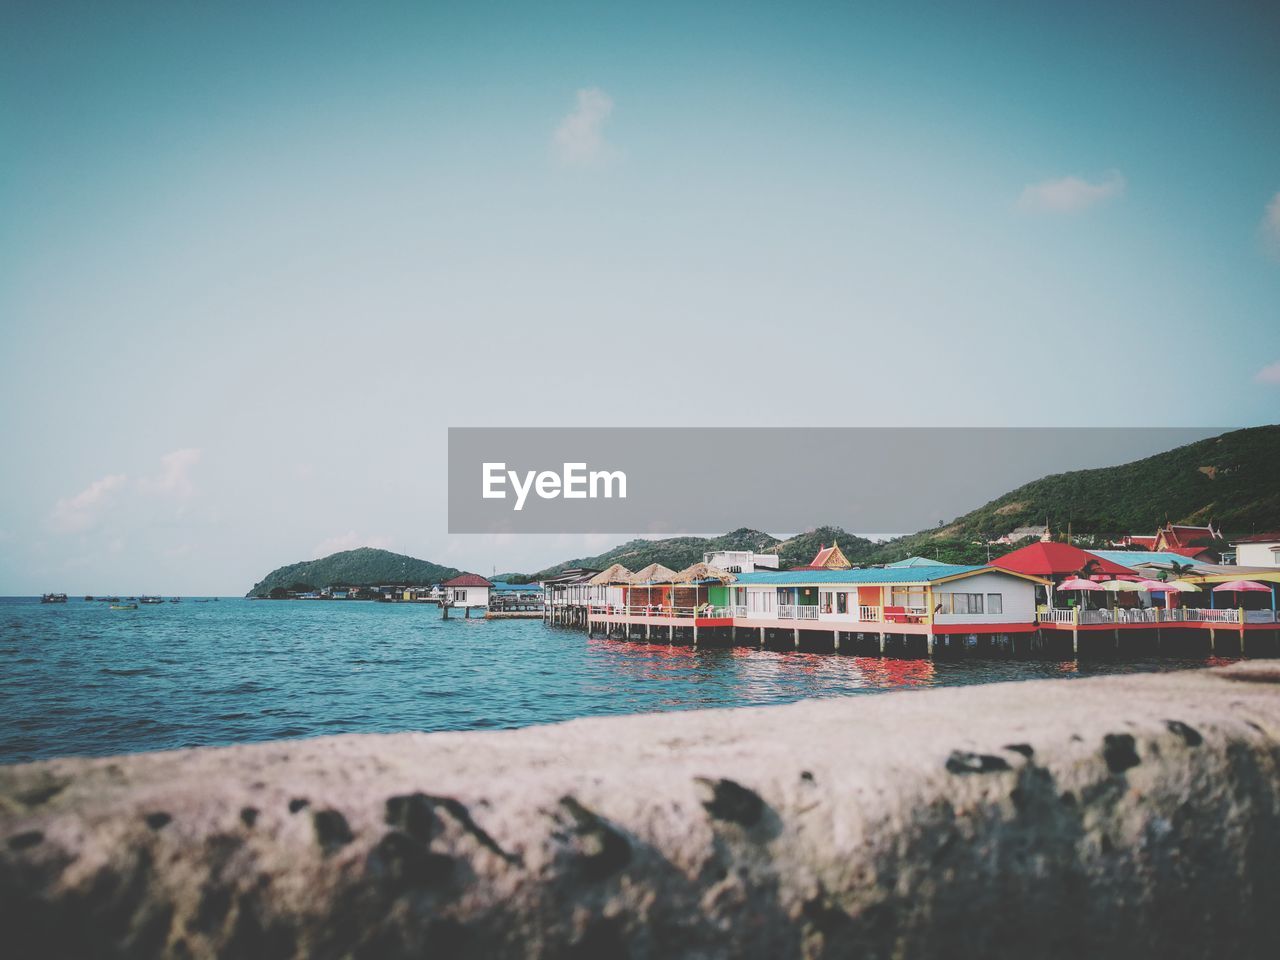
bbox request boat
[84,595,94,601]
[169,597,181,603]
[40,593,68,604]
[110,603,138,610]
[139,596,164,605]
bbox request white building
[442,574,492,609]
[1232,533,1280,568]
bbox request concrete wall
[2,664,1279,958]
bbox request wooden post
[759,627,765,648]
[793,628,799,649]
[878,632,886,656]
[833,630,840,653]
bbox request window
[454,589,467,603]
[947,593,984,615]
[820,592,834,614]
[986,593,1003,614]
[836,592,848,614]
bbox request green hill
[874,423,1280,563]
[246,548,462,597]
[505,425,1280,576]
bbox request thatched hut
[670,562,735,584]
[627,563,678,613]
[629,563,677,584]
[668,562,735,614]
[587,564,631,611]
[588,563,632,585]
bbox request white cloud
[51,474,128,533]
[1260,192,1280,259]
[312,531,393,558]
[1018,171,1126,214]
[140,448,202,498]
[553,88,614,165]
[1255,360,1280,385]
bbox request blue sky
[2,1,1278,593]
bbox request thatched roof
[670,562,735,584]
[588,563,632,586]
[629,563,678,584]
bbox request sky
[1,0,1278,594]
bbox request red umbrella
[1211,580,1272,593]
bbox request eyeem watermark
[482,462,627,511]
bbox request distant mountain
[247,548,462,598]
[503,425,1280,577]
[507,528,782,583]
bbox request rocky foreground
[2,664,1279,959]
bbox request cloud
[1261,192,1280,259]
[1018,171,1126,214]
[312,531,393,558]
[1255,360,1280,385]
[553,88,614,165]
[140,448,202,498]
[51,474,128,533]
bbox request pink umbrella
[1059,577,1103,591]
[1136,579,1178,591]
[1211,580,1272,593]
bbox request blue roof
[731,565,986,585]
[1089,550,1215,569]
[885,556,962,568]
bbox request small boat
[84,595,95,601]
[169,597,181,603]
[110,603,138,610]
[139,596,163,605]
[40,593,68,604]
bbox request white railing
[797,606,819,620]
[1039,608,1076,624]
[1038,607,1257,626]
[1117,608,1160,624]
[859,605,880,622]
[778,605,796,619]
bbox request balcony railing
[1037,608,1276,626]
[797,606,819,620]
[858,605,880,622]
[778,605,796,619]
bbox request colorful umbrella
[1101,579,1142,592]
[1211,580,1272,593]
[1135,579,1177,591]
[1167,579,1202,592]
[1058,577,1102,591]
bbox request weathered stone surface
[1,667,1278,958]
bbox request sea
[0,596,1239,765]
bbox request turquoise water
[0,597,1237,764]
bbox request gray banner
[447,427,1221,534]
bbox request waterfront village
[266,524,1280,656]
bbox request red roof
[442,573,493,588]
[1160,524,1216,549]
[1125,535,1158,550]
[1232,531,1280,544]
[991,542,1137,578]
[1165,545,1213,559]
